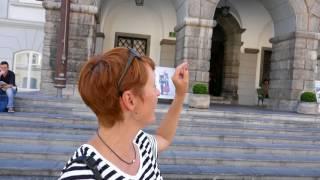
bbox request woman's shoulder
[59,144,101,180]
[135,130,156,145]
[135,130,158,158]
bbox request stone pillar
[175,18,215,91]
[269,31,320,111]
[222,40,242,101]
[41,0,98,96]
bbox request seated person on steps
[0,61,17,113]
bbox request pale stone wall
[0,0,44,69]
[8,0,45,22]
[238,50,258,105]
[0,0,9,18]
[159,39,176,68]
[100,0,177,63]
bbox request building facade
[2,0,320,112]
[0,0,45,92]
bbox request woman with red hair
[59,47,189,180]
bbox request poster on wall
[155,66,175,99]
[315,81,320,103]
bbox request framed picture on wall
[155,66,175,99]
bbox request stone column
[41,0,98,96]
[269,31,320,111]
[222,39,242,101]
[175,18,215,91]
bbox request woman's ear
[120,91,136,111]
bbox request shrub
[192,84,208,94]
[300,91,317,102]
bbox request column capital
[174,17,216,32]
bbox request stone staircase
[1,93,320,179]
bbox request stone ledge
[174,18,216,32]
[43,1,98,14]
[160,39,176,45]
[244,48,259,54]
[270,31,320,44]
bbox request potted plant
[188,83,210,109]
[296,91,318,115]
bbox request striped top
[59,130,162,180]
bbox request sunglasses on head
[117,48,142,96]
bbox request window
[115,32,150,56]
[13,51,42,91]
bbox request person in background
[59,47,189,179]
[262,79,269,98]
[0,61,17,113]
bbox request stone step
[0,112,97,126]
[0,158,320,180]
[14,105,95,117]
[2,109,320,131]
[0,143,319,169]
[13,105,320,130]
[0,120,320,143]
[1,118,320,138]
[161,164,320,179]
[14,93,320,125]
[1,127,320,157]
[160,150,320,168]
[210,96,232,104]
[1,125,320,146]
[15,95,88,109]
[169,139,320,156]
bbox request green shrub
[300,91,317,102]
[192,84,208,94]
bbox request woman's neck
[97,122,139,148]
[89,121,141,175]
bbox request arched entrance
[210,23,225,96]
[210,8,245,103]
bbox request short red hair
[78,48,155,127]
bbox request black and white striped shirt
[59,130,162,180]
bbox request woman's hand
[172,62,189,98]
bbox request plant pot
[188,94,210,109]
[296,102,318,115]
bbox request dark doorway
[209,23,225,96]
[260,48,272,84]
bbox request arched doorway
[210,8,245,103]
[210,23,225,96]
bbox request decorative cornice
[160,39,176,45]
[96,32,105,38]
[10,1,43,9]
[174,17,216,32]
[244,48,259,54]
[43,1,98,14]
[270,31,320,43]
[0,18,44,29]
